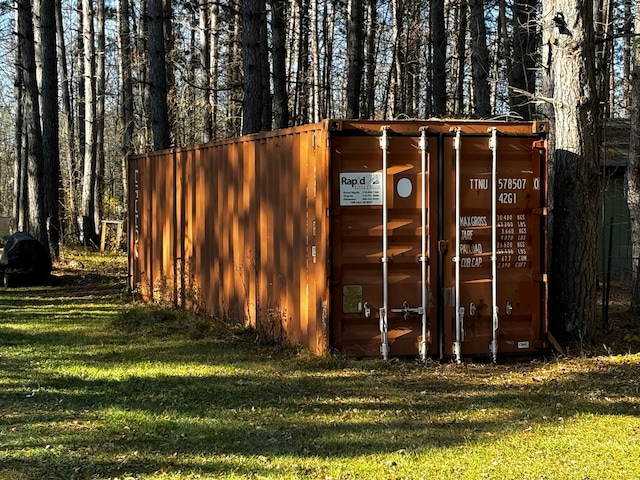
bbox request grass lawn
[1,250,640,479]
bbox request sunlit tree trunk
[95,0,106,235]
[57,0,79,242]
[81,0,98,246]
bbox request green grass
[1,250,640,479]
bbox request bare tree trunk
[452,0,467,115]
[623,0,633,116]
[118,0,134,207]
[322,0,335,118]
[346,0,364,119]
[147,0,171,149]
[199,1,213,142]
[293,0,310,124]
[309,0,320,122]
[164,0,177,145]
[134,0,152,149]
[81,0,98,246]
[242,0,265,134]
[259,4,271,130]
[17,0,49,253]
[468,0,491,117]
[94,0,106,235]
[510,0,538,119]
[627,6,640,317]
[271,0,289,128]
[363,0,377,119]
[542,0,600,343]
[431,0,446,116]
[37,0,60,258]
[57,0,79,242]
[210,2,220,138]
[13,5,26,233]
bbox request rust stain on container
[129,119,548,360]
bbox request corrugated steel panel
[129,124,331,354]
[129,119,548,360]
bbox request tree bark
[57,0,80,242]
[118,0,134,205]
[17,0,49,253]
[542,0,600,343]
[345,0,364,119]
[147,0,171,149]
[94,0,106,236]
[469,0,491,117]
[270,0,289,129]
[363,0,377,119]
[430,0,446,116]
[627,7,640,317]
[242,0,264,134]
[81,0,98,246]
[199,0,213,142]
[38,0,60,258]
[510,0,538,119]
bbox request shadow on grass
[1,281,640,478]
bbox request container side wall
[129,123,329,353]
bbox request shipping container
[128,119,549,361]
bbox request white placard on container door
[339,172,383,206]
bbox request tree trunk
[259,4,271,130]
[468,0,491,117]
[95,0,106,233]
[57,0,80,242]
[309,0,320,122]
[542,0,600,343]
[199,0,213,142]
[452,0,467,115]
[363,0,377,119]
[118,0,134,206]
[38,0,60,258]
[430,0,446,116]
[627,7,640,317]
[81,0,98,246]
[17,0,49,253]
[270,0,289,129]
[346,0,364,119]
[510,0,538,119]
[13,6,26,233]
[147,0,171,149]
[242,0,265,134]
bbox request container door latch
[391,301,424,320]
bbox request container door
[440,129,547,360]
[330,131,436,357]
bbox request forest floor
[592,280,640,357]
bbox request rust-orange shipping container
[128,119,549,361]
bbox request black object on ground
[0,232,52,288]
